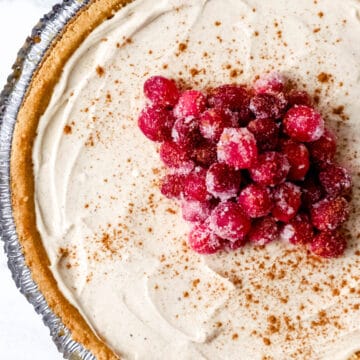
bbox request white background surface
[0,1,64,358]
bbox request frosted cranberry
[188,222,223,255]
[159,141,194,172]
[160,174,184,199]
[206,163,241,201]
[248,216,279,246]
[283,105,324,142]
[199,108,232,142]
[191,140,217,167]
[310,197,350,231]
[247,118,280,151]
[309,230,347,258]
[138,104,174,142]
[238,184,272,218]
[281,139,310,181]
[249,92,287,119]
[217,128,258,169]
[181,200,213,223]
[286,90,312,107]
[254,72,285,94]
[281,213,314,245]
[319,164,352,197]
[301,174,324,208]
[249,152,290,187]
[224,238,247,251]
[272,182,302,222]
[172,117,201,148]
[143,76,179,106]
[210,201,251,242]
[174,90,206,119]
[183,167,210,202]
[308,129,337,167]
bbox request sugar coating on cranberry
[319,164,352,197]
[238,184,272,218]
[172,117,200,148]
[206,162,241,201]
[144,76,179,106]
[174,90,206,119]
[181,200,213,223]
[224,238,247,251]
[249,92,287,120]
[160,174,184,199]
[249,152,290,187]
[191,140,217,167]
[286,89,312,107]
[248,216,279,246]
[217,128,258,169]
[210,201,251,242]
[247,118,280,151]
[281,139,310,181]
[281,213,314,245]
[308,128,337,167]
[309,230,347,258]
[159,141,194,172]
[310,197,350,231]
[138,104,174,142]
[183,167,210,202]
[283,105,324,142]
[199,108,231,142]
[254,72,285,94]
[188,222,223,255]
[272,182,302,222]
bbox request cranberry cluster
[138,74,352,258]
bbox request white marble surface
[0,1,64,359]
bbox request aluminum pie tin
[0,1,96,359]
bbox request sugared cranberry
[309,230,347,258]
[217,128,258,169]
[172,117,200,148]
[183,167,210,202]
[181,200,212,223]
[249,92,287,119]
[281,213,314,245]
[301,174,324,208]
[206,163,241,201]
[249,152,290,187]
[160,174,184,199]
[143,76,179,106]
[283,105,324,142]
[310,197,350,231]
[188,222,223,255]
[248,216,279,246]
[159,141,194,172]
[210,201,251,242]
[281,139,310,181]
[224,238,247,251]
[307,129,337,167]
[191,140,217,167]
[254,72,285,94]
[174,90,206,119]
[238,184,272,218]
[138,104,174,142]
[272,182,302,222]
[286,89,312,107]
[247,118,280,151]
[199,108,232,142]
[318,164,351,197]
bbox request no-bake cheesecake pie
[10,0,360,359]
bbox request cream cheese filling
[33,0,360,359]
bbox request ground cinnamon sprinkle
[317,72,331,83]
[63,125,72,134]
[96,65,105,77]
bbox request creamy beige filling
[33,0,360,359]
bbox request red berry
[174,90,206,119]
[188,222,223,255]
[247,118,280,151]
[254,72,285,94]
[238,184,272,218]
[172,117,201,148]
[159,141,194,172]
[281,139,310,181]
[183,167,210,202]
[301,174,324,208]
[307,129,337,167]
[217,128,258,169]
[286,90,312,107]
[309,230,347,258]
[310,197,350,231]
[210,201,251,242]
[248,216,279,246]
[191,140,217,167]
[143,76,179,106]
[138,104,174,142]
[206,163,241,201]
[272,182,302,222]
[249,152,290,187]
[224,238,247,251]
[249,92,287,119]
[281,213,314,245]
[181,200,213,223]
[283,105,324,142]
[160,174,184,199]
[199,108,232,142]
[318,164,352,197]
